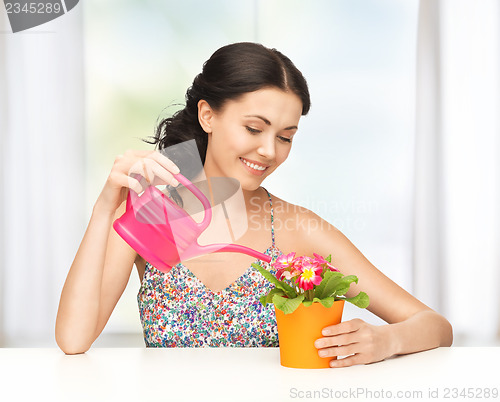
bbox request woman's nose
[257,134,276,160]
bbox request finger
[149,151,180,175]
[315,333,358,349]
[126,176,144,194]
[128,172,150,194]
[142,159,152,184]
[318,344,358,358]
[122,149,180,176]
[322,319,363,336]
[128,159,179,188]
[329,354,365,368]
[146,159,180,187]
[111,172,143,194]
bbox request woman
[55,42,452,366]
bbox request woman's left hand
[314,318,396,368]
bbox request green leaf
[344,292,370,309]
[334,275,359,296]
[273,294,305,314]
[260,288,285,306]
[299,297,336,308]
[334,285,350,296]
[252,263,297,298]
[340,275,359,285]
[318,297,336,308]
[314,270,343,299]
[325,254,332,263]
[303,297,324,307]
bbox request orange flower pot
[275,300,345,369]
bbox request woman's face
[201,87,303,191]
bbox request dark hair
[144,42,310,177]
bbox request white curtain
[0,10,8,347]
[414,0,500,344]
[0,8,85,346]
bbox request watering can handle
[125,189,133,212]
[173,173,213,232]
[124,174,212,230]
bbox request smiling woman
[55,42,452,366]
[73,0,424,352]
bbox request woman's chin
[239,177,265,192]
[209,167,268,191]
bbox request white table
[0,347,498,401]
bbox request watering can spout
[189,243,272,263]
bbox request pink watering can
[113,173,272,273]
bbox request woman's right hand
[95,149,180,215]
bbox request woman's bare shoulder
[268,192,341,255]
[269,192,339,228]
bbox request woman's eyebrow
[245,114,271,125]
[244,114,298,130]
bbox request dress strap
[262,187,275,247]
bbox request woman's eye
[278,136,292,143]
[245,126,261,134]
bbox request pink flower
[313,253,339,272]
[296,256,323,290]
[274,252,301,280]
[274,252,296,269]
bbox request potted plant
[252,252,369,369]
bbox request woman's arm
[292,209,453,367]
[55,199,137,355]
[55,150,180,354]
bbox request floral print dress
[137,189,282,347]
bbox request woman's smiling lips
[239,157,270,176]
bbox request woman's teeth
[241,158,267,171]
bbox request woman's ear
[198,100,214,134]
